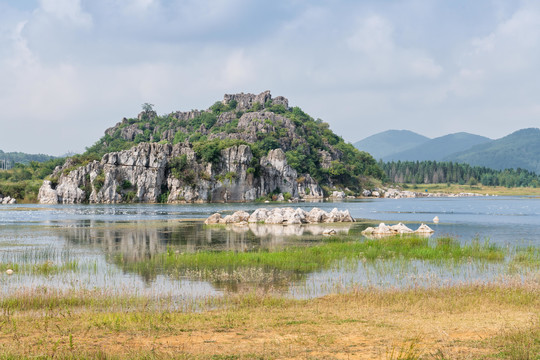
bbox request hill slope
[38,91,383,204]
[446,128,540,173]
[354,130,429,160]
[383,132,492,162]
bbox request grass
[0,260,79,275]
[115,235,505,281]
[0,246,80,275]
[401,183,540,196]
[0,283,538,358]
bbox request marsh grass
[116,235,505,282]
[509,246,540,268]
[0,245,80,275]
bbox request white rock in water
[415,223,435,234]
[6,269,13,275]
[390,222,414,234]
[322,229,337,236]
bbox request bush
[121,180,133,190]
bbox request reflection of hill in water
[60,221,352,291]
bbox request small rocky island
[205,207,355,225]
[362,222,434,237]
[38,91,383,204]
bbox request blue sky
[1,0,539,155]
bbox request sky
[1,0,540,155]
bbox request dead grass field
[0,283,538,359]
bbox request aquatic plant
[116,235,506,282]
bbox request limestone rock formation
[38,143,323,204]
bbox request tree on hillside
[142,103,155,113]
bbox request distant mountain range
[354,128,540,173]
[352,130,430,160]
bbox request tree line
[380,160,540,187]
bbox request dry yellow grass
[0,283,539,359]
[402,183,540,196]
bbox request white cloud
[2,0,540,154]
[345,15,442,83]
[38,0,92,27]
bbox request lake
[0,196,539,302]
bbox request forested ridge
[381,160,540,187]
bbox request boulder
[307,207,328,223]
[219,215,236,224]
[415,224,435,234]
[390,223,414,234]
[248,208,269,223]
[265,213,284,224]
[204,213,222,225]
[230,211,250,223]
[331,191,346,199]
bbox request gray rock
[38,180,59,204]
[265,213,284,224]
[307,207,328,223]
[248,208,270,223]
[204,213,222,225]
[331,191,346,199]
[38,142,324,204]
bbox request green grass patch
[0,260,79,275]
[117,236,505,278]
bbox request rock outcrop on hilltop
[38,91,383,204]
[38,143,323,204]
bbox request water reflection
[63,221,350,256]
[58,221,355,290]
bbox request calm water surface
[0,197,539,300]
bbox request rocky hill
[38,91,383,204]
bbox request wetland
[0,197,539,358]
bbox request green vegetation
[0,158,65,201]
[0,260,79,275]
[116,235,505,281]
[449,128,540,173]
[81,100,384,194]
[0,149,56,166]
[382,160,540,187]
